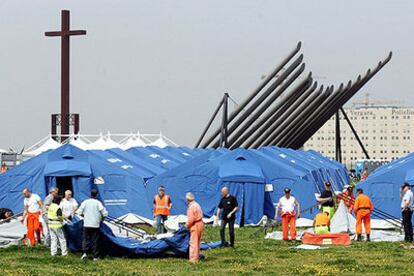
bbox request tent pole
[335,111,342,163]
[194,96,225,148]
[199,42,302,148]
[340,107,370,159]
[220,93,229,148]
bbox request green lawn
[0,226,413,275]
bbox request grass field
[0,226,413,275]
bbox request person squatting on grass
[216,187,239,247]
[47,196,68,256]
[275,188,300,241]
[185,192,204,263]
[77,189,108,261]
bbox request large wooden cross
[45,10,86,139]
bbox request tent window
[56,177,74,197]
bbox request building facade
[304,105,414,168]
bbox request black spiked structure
[196,42,392,150]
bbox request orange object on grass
[302,232,352,245]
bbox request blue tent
[357,152,414,218]
[0,144,152,219]
[146,148,319,224]
[107,148,166,176]
[88,149,155,180]
[127,147,179,170]
[258,147,348,193]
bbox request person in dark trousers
[400,183,413,242]
[76,189,108,261]
[153,186,172,234]
[216,187,239,247]
[317,182,335,219]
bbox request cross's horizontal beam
[45,30,87,37]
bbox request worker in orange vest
[338,185,355,214]
[185,192,204,263]
[354,188,373,241]
[153,186,172,234]
[313,211,331,234]
[275,188,300,241]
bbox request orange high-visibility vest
[353,194,373,214]
[154,195,171,216]
[314,213,330,227]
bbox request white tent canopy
[86,133,121,150]
[24,136,62,156]
[120,134,147,150]
[20,132,178,156]
[68,136,91,150]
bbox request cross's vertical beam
[61,10,70,138]
[45,10,86,141]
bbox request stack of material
[198,42,392,149]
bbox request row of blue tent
[0,144,349,225]
[357,151,414,219]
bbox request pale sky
[0,0,413,149]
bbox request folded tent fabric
[64,217,220,258]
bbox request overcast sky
[0,0,412,149]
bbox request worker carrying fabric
[21,188,43,246]
[216,187,239,247]
[47,196,68,257]
[313,211,330,234]
[317,181,335,219]
[153,186,172,235]
[338,185,355,214]
[185,192,204,263]
[275,188,300,241]
[77,189,108,261]
[354,188,373,242]
[400,183,413,242]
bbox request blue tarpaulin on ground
[65,217,220,258]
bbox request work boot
[366,235,371,242]
[357,235,362,242]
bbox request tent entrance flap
[56,177,73,197]
[223,181,266,226]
